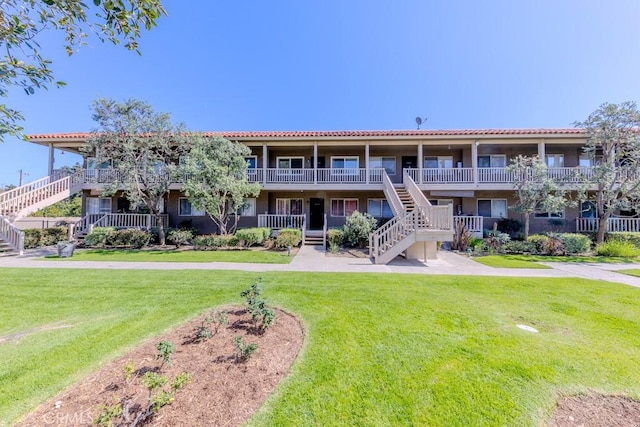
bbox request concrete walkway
[2,246,640,288]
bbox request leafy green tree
[0,0,166,141]
[574,101,640,243]
[180,135,260,235]
[85,98,190,245]
[31,193,82,217]
[506,155,572,240]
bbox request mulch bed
[17,306,304,426]
[548,393,640,426]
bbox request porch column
[262,143,267,185]
[417,143,423,184]
[313,142,318,184]
[365,142,370,184]
[472,140,479,185]
[48,143,55,176]
[537,140,546,160]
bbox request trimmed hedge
[193,234,240,251]
[561,233,591,254]
[275,228,302,248]
[167,229,194,248]
[236,227,267,247]
[22,227,69,249]
[85,228,151,249]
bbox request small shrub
[193,309,228,342]
[23,229,42,249]
[469,236,484,251]
[192,234,239,250]
[216,234,239,247]
[560,233,591,254]
[40,227,68,246]
[606,232,640,249]
[259,227,272,241]
[596,240,640,257]
[497,218,522,236]
[327,228,344,247]
[167,229,193,248]
[542,233,566,256]
[123,360,135,384]
[329,242,340,254]
[234,336,258,362]
[451,220,471,251]
[106,229,151,248]
[94,402,123,427]
[275,228,302,248]
[156,341,175,369]
[85,227,116,247]
[502,240,536,254]
[235,228,265,247]
[527,234,549,254]
[343,211,377,248]
[241,280,276,331]
[483,229,510,254]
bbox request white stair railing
[382,172,404,216]
[403,171,431,208]
[0,176,52,205]
[322,213,328,248]
[0,174,82,220]
[0,214,24,255]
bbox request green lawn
[474,254,640,269]
[43,248,293,263]
[617,269,640,277]
[2,269,640,426]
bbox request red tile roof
[27,128,585,141]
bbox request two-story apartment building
[1,128,625,260]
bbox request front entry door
[309,198,324,229]
[402,156,418,169]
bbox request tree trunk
[523,214,530,240]
[156,213,166,246]
[596,214,608,244]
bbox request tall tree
[506,155,572,240]
[0,0,166,141]
[180,135,260,235]
[574,101,640,243]
[86,98,188,245]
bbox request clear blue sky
[1,0,639,186]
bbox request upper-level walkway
[2,246,640,288]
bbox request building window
[276,198,303,215]
[245,156,257,169]
[331,156,359,170]
[370,156,396,175]
[277,157,304,169]
[86,197,111,214]
[179,198,205,216]
[477,199,507,218]
[478,155,506,168]
[432,199,453,206]
[580,201,597,218]
[331,199,358,217]
[579,155,594,167]
[424,156,453,168]
[545,154,564,168]
[87,157,111,169]
[238,198,256,216]
[367,199,392,218]
[534,202,564,218]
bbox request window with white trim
[277,157,304,169]
[237,198,256,216]
[87,158,111,169]
[367,199,392,218]
[245,156,257,169]
[424,156,453,168]
[478,155,506,168]
[86,197,111,214]
[276,198,303,215]
[370,156,396,175]
[580,201,597,218]
[534,202,564,218]
[579,154,594,167]
[477,199,507,218]
[432,199,453,206]
[179,198,205,216]
[545,154,564,167]
[331,199,358,217]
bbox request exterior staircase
[0,172,82,255]
[369,171,453,264]
[303,230,325,246]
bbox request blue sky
[1,0,640,186]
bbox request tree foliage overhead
[506,155,573,240]
[0,0,166,140]
[180,135,260,236]
[574,101,640,243]
[85,98,188,245]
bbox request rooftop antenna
[415,116,427,130]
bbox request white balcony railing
[258,214,306,230]
[576,217,640,233]
[453,216,483,233]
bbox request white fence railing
[257,214,306,230]
[576,217,640,233]
[74,213,169,236]
[0,214,24,255]
[453,216,483,233]
[382,172,404,216]
[403,171,431,208]
[0,176,52,205]
[0,176,79,220]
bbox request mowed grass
[474,254,640,268]
[1,269,640,426]
[43,248,293,263]
[618,269,640,277]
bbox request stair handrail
[382,171,405,216]
[0,214,24,255]
[403,171,432,208]
[322,213,327,249]
[0,176,52,205]
[302,214,307,244]
[369,209,418,262]
[0,176,73,220]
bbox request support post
[472,140,479,185]
[48,143,55,176]
[262,143,267,184]
[417,143,423,184]
[365,142,370,184]
[313,142,318,184]
[538,140,546,160]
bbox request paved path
[2,246,640,288]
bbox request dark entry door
[402,156,418,169]
[310,198,324,229]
